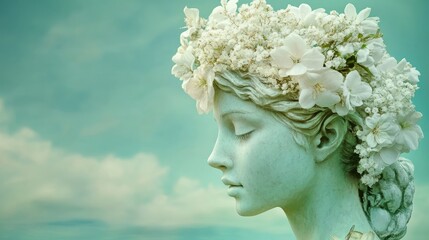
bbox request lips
[222,177,243,197]
[221,177,243,188]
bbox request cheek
[238,136,288,187]
[239,130,314,195]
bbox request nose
[207,136,233,171]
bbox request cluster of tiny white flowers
[171,0,423,186]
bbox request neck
[282,160,374,240]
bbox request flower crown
[171,0,423,186]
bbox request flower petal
[351,83,372,102]
[286,63,307,76]
[315,91,340,107]
[334,101,350,116]
[344,4,357,20]
[361,19,379,34]
[299,88,316,109]
[184,77,204,100]
[184,7,199,24]
[356,8,371,24]
[379,147,399,165]
[299,4,312,18]
[366,133,377,148]
[319,69,343,91]
[357,48,369,63]
[271,47,293,69]
[365,114,379,129]
[400,130,419,151]
[298,74,316,89]
[226,0,238,13]
[283,33,308,59]
[302,12,318,26]
[337,44,354,56]
[209,6,227,23]
[301,48,325,70]
[345,70,361,89]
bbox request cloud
[0,123,227,227]
[0,126,168,225]
[0,97,287,233]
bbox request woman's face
[208,89,317,216]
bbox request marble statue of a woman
[171,1,423,239]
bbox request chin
[235,202,266,216]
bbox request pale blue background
[0,0,427,239]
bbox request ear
[312,116,347,163]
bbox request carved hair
[214,70,414,240]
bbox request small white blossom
[357,48,372,66]
[364,113,399,148]
[287,3,325,26]
[344,3,378,34]
[372,146,400,167]
[337,43,354,57]
[396,111,424,152]
[334,70,372,116]
[184,7,200,29]
[271,33,325,76]
[325,57,346,69]
[357,39,385,68]
[344,4,370,24]
[395,58,420,84]
[183,67,215,114]
[360,174,379,187]
[172,46,195,82]
[376,56,397,72]
[209,0,238,27]
[298,68,343,109]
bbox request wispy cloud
[0,98,287,236]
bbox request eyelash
[236,131,253,141]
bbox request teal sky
[0,0,428,239]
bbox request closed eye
[236,131,253,141]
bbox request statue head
[171,1,422,239]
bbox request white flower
[357,39,385,68]
[344,4,378,34]
[184,7,200,28]
[395,59,420,84]
[171,46,195,82]
[334,70,372,116]
[372,146,400,167]
[356,48,372,66]
[183,67,215,114]
[271,33,325,77]
[364,113,400,148]
[376,56,397,72]
[209,0,237,27]
[337,43,354,57]
[298,69,343,109]
[396,111,423,152]
[287,3,325,26]
[181,7,204,45]
[222,0,238,13]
